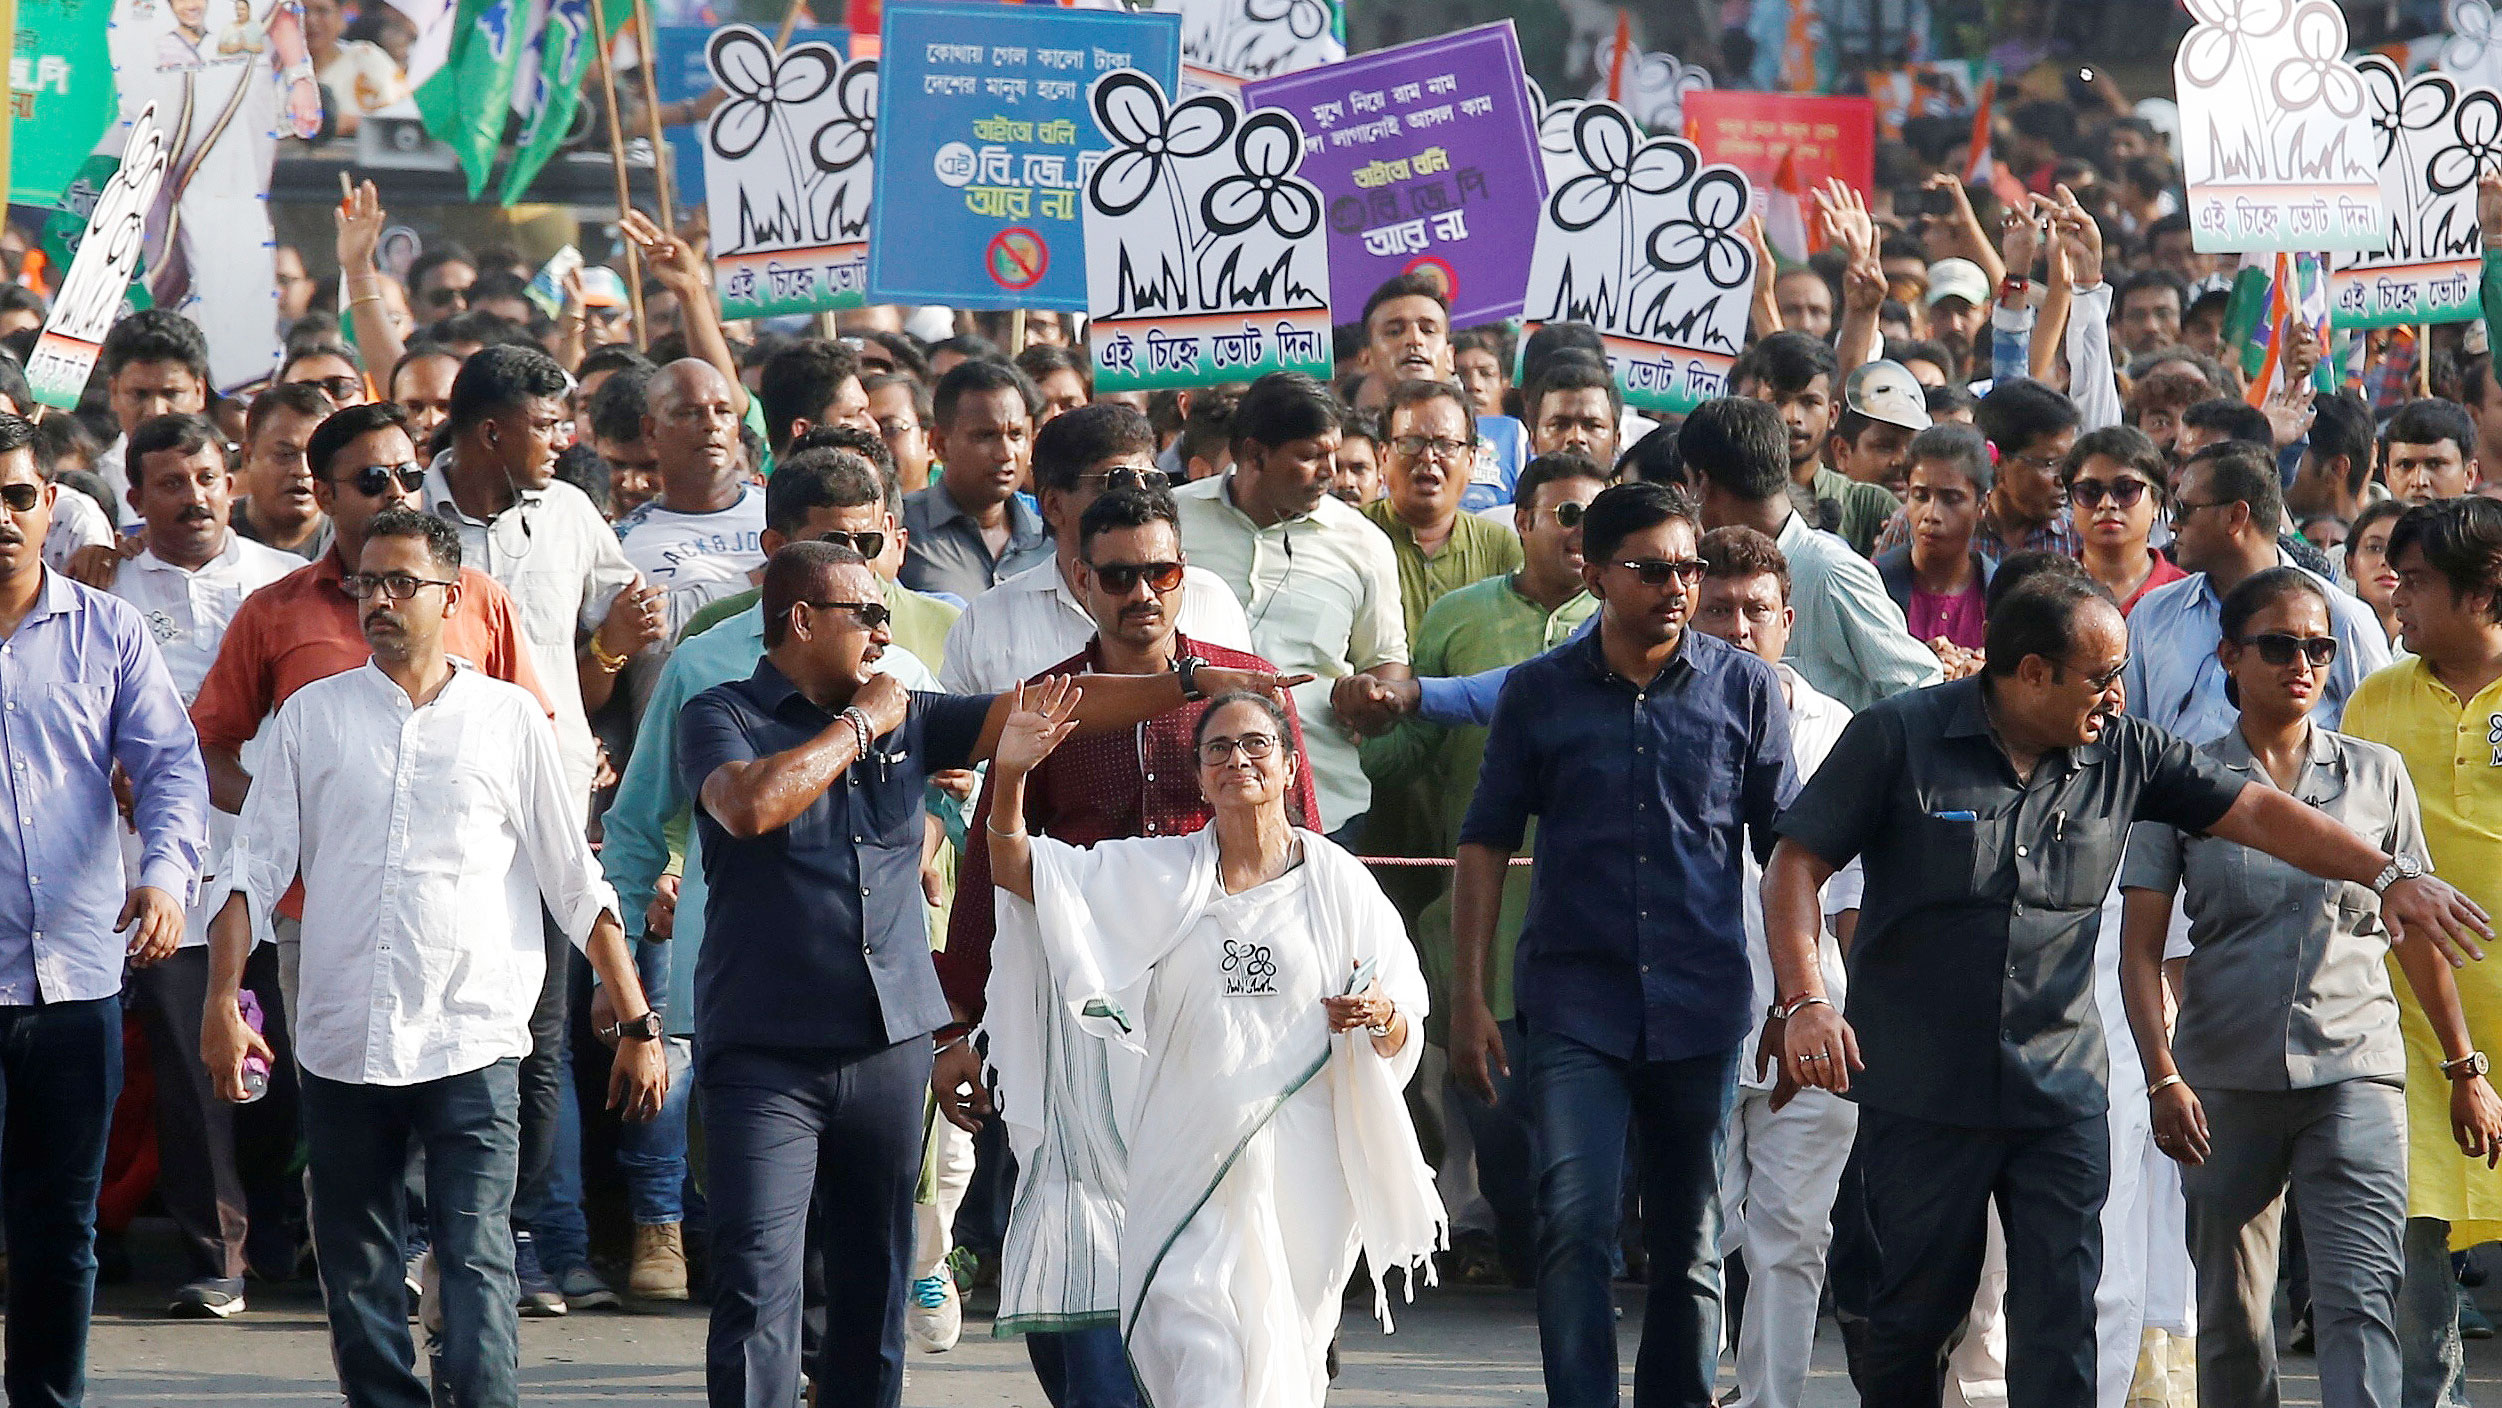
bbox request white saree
[990,824,1444,1408]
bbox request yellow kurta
[2341,656,2502,1247]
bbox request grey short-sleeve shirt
[2119,726,2431,1092]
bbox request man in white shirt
[1173,371,1410,841]
[616,360,766,639]
[93,310,214,503]
[203,508,665,1408]
[1690,526,1861,1408]
[109,414,299,1319]
[941,403,1249,693]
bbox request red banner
[1682,91,1876,201]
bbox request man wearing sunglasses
[931,486,1318,1405]
[0,412,207,1401]
[2125,441,2389,749]
[941,403,1249,693]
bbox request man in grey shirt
[900,359,1052,599]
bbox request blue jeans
[2399,1216,2465,1408]
[0,995,121,1408]
[1526,1027,1739,1408]
[1026,1326,1139,1408]
[302,1059,523,1408]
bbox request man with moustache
[233,383,334,560]
[1345,273,1529,511]
[108,414,300,1319]
[618,360,768,639]
[901,359,1053,600]
[1361,381,1522,642]
[932,486,1318,1407]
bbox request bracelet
[934,1030,971,1057]
[1769,994,1831,1021]
[1366,1006,1397,1038]
[2147,1073,2184,1098]
[346,294,386,309]
[984,819,1027,839]
[840,707,875,761]
[586,635,630,673]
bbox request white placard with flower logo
[1080,68,1334,391]
[1519,100,1756,416]
[2173,0,2384,252]
[2329,56,2490,327]
[700,24,878,318]
[1135,0,1342,80]
[1584,46,1712,135]
[2440,0,2502,92]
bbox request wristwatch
[1176,654,1208,701]
[602,1010,663,1042]
[2372,853,2426,894]
[2445,1051,2490,1081]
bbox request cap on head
[1925,258,1991,309]
[578,267,630,309]
[1845,360,1933,432]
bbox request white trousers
[1718,1085,1857,1408]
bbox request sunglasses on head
[816,529,886,560]
[2241,632,2338,668]
[1089,559,1187,594]
[1614,557,1708,586]
[0,482,43,512]
[335,461,426,498]
[2067,477,2150,509]
[1079,466,1171,492]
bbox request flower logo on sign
[2267,3,2365,118]
[1244,0,1330,42]
[2430,89,2502,193]
[1201,112,1321,239]
[1646,168,1753,290]
[709,27,837,161]
[2363,58,2454,165]
[1089,71,1237,216]
[811,60,877,174]
[2444,0,2500,78]
[2177,0,2291,89]
[1551,104,1696,231]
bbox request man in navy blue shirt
[1453,464,1794,1408]
[677,540,1301,1408]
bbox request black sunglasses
[1615,557,1708,586]
[421,286,468,310]
[1551,500,1587,529]
[804,599,892,630]
[0,482,42,512]
[288,374,365,402]
[334,461,426,498]
[2067,477,2150,509]
[2241,632,2338,668]
[2064,654,2131,691]
[817,530,886,560]
[1078,466,1171,492]
[1088,560,1186,594]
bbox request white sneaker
[905,1267,961,1353]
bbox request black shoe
[168,1278,246,1319]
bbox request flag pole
[629,0,676,232]
[774,0,810,50]
[589,0,647,350]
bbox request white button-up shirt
[936,555,1252,694]
[225,661,621,1086]
[423,464,639,802]
[110,531,300,946]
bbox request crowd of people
[14,38,2502,1408]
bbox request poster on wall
[2174,0,2383,252]
[700,25,877,318]
[2331,56,2485,328]
[1080,70,1331,391]
[1242,22,1544,327]
[1520,100,1757,415]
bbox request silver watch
[2372,853,2426,894]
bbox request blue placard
[869,2,1180,312]
[654,24,852,206]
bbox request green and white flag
[501,0,631,204]
[415,0,531,198]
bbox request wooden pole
[773,0,811,50]
[1009,308,1026,354]
[589,1,646,350]
[629,0,676,232]
[2419,323,2433,399]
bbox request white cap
[1925,258,1991,309]
[1845,360,1933,432]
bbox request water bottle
[237,990,271,1104]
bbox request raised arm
[964,664,1312,763]
[620,210,749,416]
[2205,783,2491,963]
[981,681,1083,904]
[336,182,406,382]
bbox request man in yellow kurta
[2338,497,2502,1403]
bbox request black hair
[552,442,608,513]
[1984,550,2093,617]
[1925,383,1975,419]
[2348,498,2410,564]
[389,342,462,394]
[930,333,1005,368]
[932,356,1038,432]
[2307,392,2376,497]
[306,401,412,482]
[2218,564,2332,644]
[99,309,210,387]
[1191,689,1292,753]
[1983,575,2118,679]
[1076,484,1181,556]
[406,244,478,296]
[1514,452,1610,512]
[1973,379,2082,462]
[1909,422,1992,493]
[1382,377,1472,429]
[2183,440,2287,536]
[1581,480,1700,564]
[787,425,899,491]
[1729,330,1838,399]
[126,413,226,480]
[765,447,888,535]
[2010,98,2076,149]
[1526,354,1622,423]
[1032,401,1155,495]
[1337,408,1382,447]
[363,504,463,573]
[856,330,930,382]
[863,371,932,429]
[0,351,28,418]
[2388,497,2502,623]
[1178,390,1240,470]
[1519,322,1606,395]
[245,381,334,446]
[2062,424,2168,497]
[759,339,863,453]
[445,343,569,434]
[578,344,656,385]
[1616,419,1687,487]
[1229,371,1342,454]
[741,331,797,372]
[2116,269,2190,319]
[1697,524,1790,601]
[1014,342,1091,394]
[0,285,45,323]
[1677,397,1789,503]
[428,309,534,352]
[1361,271,1449,329]
[2181,397,2271,446]
[2383,396,2478,459]
[587,364,657,446]
[759,540,871,648]
[1888,338,1954,374]
[281,341,364,379]
[0,411,38,459]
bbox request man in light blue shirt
[0,411,206,1404]
[2124,442,2388,744]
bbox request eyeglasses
[288,374,364,402]
[803,599,892,630]
[1197,731,1279,766]
[2169,498,2232,527]
[2063,654,2131,691]
[1614,557,1709,586]
[1088,559,1186,594]
[334,461,426,498]
[342,572,457,601]
[1550,500,1588,530]
[0,482,42,512]
[2067,477,2150,509]
[2011,448,2066,471]
[2241,632,2338,668]
[1390,435,1474,461]
[1077,466,1170,492]
[815,530,886,560]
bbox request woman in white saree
[986,683,1446,1408]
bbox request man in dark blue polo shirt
[678,540,1299,1408]
[1451,466,1795,1408]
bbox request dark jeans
[511,915,569,1228]
[1851,1105,2108,1408]
[301,1060,523,1408]
[1525,1026,1739,1408]
[1451,1016,1537,1269]
[1026,1326,1139,1408]
[0,995,121,1408]
[700,1039,929,1408]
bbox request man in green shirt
[1360,379,1525,642]
[1357,451,1606,1284]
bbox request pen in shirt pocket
[1930,810,1977,822]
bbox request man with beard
[619,360,768,638]
[902,360,1052,600]
[109,414,300,1319]
[932,487,1317,1407]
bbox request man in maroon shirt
[932,486,1318,1407]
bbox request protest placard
[1242,22,1542,326]
[2174,0,2383,252]
[1140,0,1342,80]
[1584,44,1711,135]
[868,2,1180,312]
[29,104,169,409]
[1521,99,1757,415]
[658,23,851,205]
[1682,90,1875,198]
[2439,0,2502,92]
[2331,56,2486,328]
[1081,70,1331,391]
[700,25,877,319]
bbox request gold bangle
[587,636,631,673]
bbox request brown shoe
[630,1222,689,1301]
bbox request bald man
[617,360,770,637]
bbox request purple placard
[1243,22,1546,328]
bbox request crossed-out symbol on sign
[987,227,1049,291]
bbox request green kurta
[1358,498,1525,644]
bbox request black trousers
[511,914,569,1226]
[1847,1105,2109,1408]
